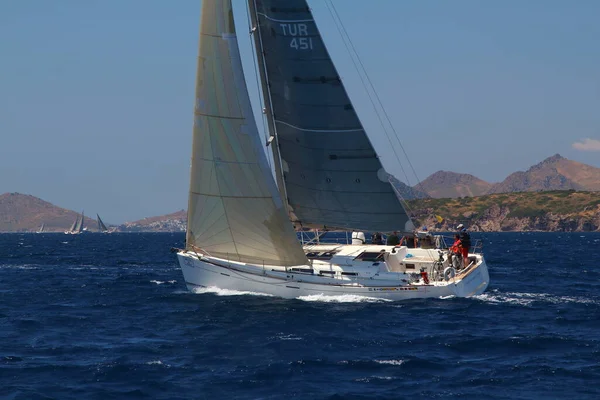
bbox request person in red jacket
[456,224,471,268]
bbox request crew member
[456,224,471,268]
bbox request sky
[1,0,599,224]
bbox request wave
[475,290,598,306]
[145,360,167,366]
[191,286,274,297]
[150,280,177,285]
[374,359,406,366]
[272,333,303,341]
[296,294,392,303]
[0,264,39,270]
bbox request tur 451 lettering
[280,23,313,50]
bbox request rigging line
[328,0,428,201]
[243,1,273,169]
[323,0,412,194]
[325,1,420,222]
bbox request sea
[1,232,599,400]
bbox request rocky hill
[416,171,492,198]
[409,190,600,232]
[0,193,100,232]
[487,154,600,194]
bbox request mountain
[416,171,492,198]
[118,210,187,232]
[487,154,600,194]
[0,193,99,232]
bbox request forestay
[250,0,411,232]
[185,0,308,266]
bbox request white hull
[177,245,489,301]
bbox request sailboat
[97,214,110,233]
[176,0,489,300]
[65,211,85,234]
[65,215,78,234]
[37,223,45,234]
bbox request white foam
[146,360,164,365]
[275,334,303,341]
[150,280,176,285]
[296,294,392,303]
[439,295,456,300]
[474,290,598,306]
[191,286,274,297]
[375,359,405,366]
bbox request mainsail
[250,0,411,232]
[185,0,307,266]
[97,214,108,232]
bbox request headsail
[250,0,411,232]
[185,0,307,266]
[68,216,78,233]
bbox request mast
[247,0,290,214]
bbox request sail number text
[280,23,313,50]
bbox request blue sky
[1,0,599,223]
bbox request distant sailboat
[65,211,85,234]
[37,223,45,233]
[65,215,78,234]
[97,214,109,233]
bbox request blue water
[1,232,599,399]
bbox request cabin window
[354,251,385,262]
[290,268,314,274]
[341,272,358,276]
[318,270,335,275]
[305,251,336,260]
[405,263,416,270]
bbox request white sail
[74,211,85,233]
[185,0,307,266]
[68,216,78,233]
